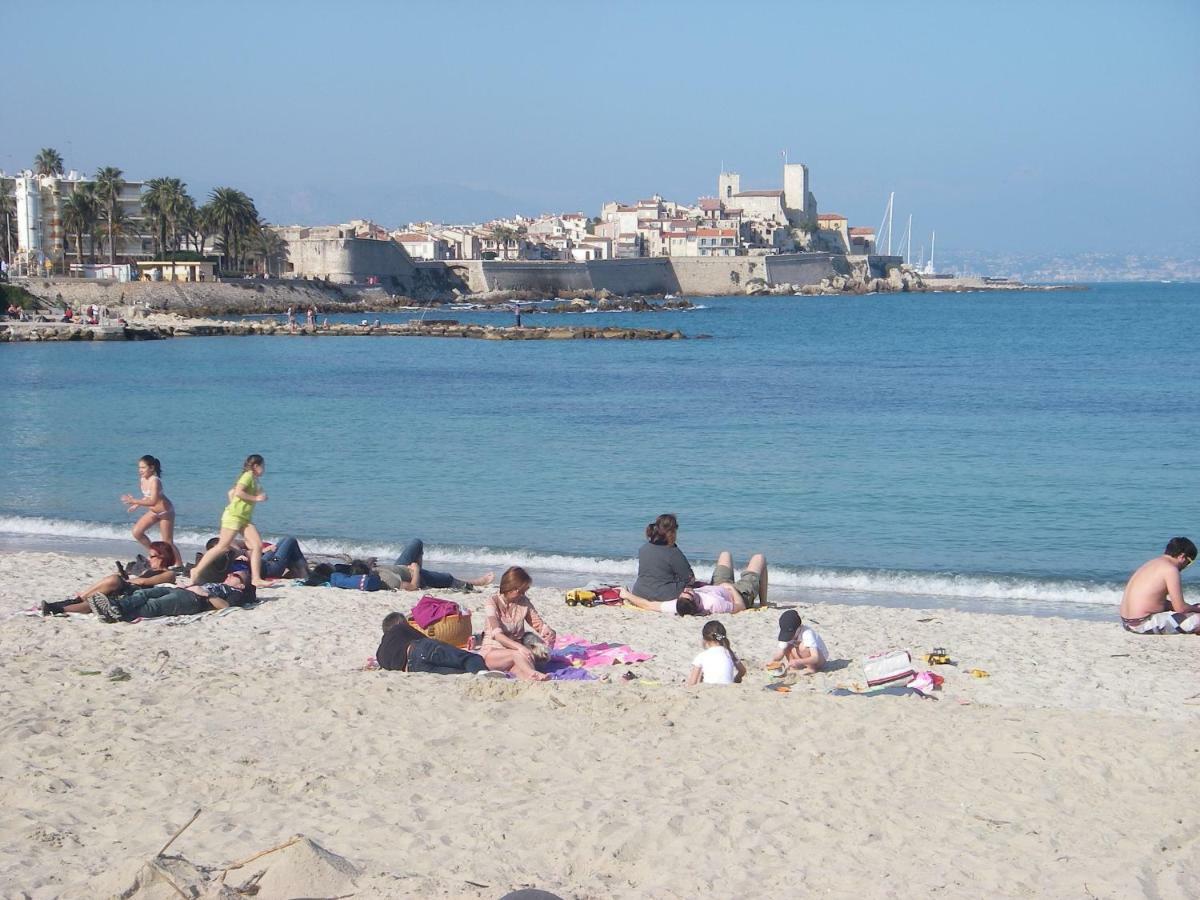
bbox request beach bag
[411,594,463,629]
[423,612,474,648]
[863,650,916,687]
[329,571,383,592]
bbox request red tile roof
[696,228,736,237]
[848,227,875,235]
[699,198,722,210]
[817,213,847,221]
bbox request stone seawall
[16,278,352,314]
[450,252,880,297]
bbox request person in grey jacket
[630,514,695,602]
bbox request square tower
[783,163,812,223]
[718,172,741,200]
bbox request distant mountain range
[931,250,1199,283]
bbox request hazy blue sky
[5,0,1197,255]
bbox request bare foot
[252,579,276,588]
[471,572,495,588]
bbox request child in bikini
[190,454,270,586]
[120,455,179,566]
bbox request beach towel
[547,633,654,667]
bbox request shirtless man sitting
[1118,537,1198,634]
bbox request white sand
[2,549,1198,899]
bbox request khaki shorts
[712,563,760,604]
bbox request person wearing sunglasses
[1119,537,1199,634]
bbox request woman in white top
[687,621,746,685]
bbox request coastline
[2,548,1197,897]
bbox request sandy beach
[2,549,1198,899]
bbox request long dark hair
[243,454,264,471]
[675,590,700,616]
[702,620,737,665]
[139,455,162,476]
[646,514,679,546]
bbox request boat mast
[877,192,894,256]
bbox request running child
[120,455,179,566]
[190,454,269,586]
[686,620,746,685]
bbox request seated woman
[376,612,488,674]
[374,538,494,592]
[622,552,767,615]
[481,566,556,681]
[42,541,178,616]
[630,514,695,602]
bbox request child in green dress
[190,454,270,586]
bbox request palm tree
[93,166,125,264]
[247,222,287,276]
[178,196,205,253]
[204,187,258,273]
[142,178,168,257]
[61,186,99,275]
[0,180,16,266]
[142,177,191,256]
[34,148,64,177]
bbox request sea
[1,282,1196,621]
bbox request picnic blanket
[546,633,653,670]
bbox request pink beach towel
[550,633,653,667]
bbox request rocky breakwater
[3,316,684,342]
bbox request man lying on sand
[86,569,256,623]
[373,538,494,592]
[376,612,488,674]
[1119,537,1198,634]
[621,552,768,615]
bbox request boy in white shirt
[768,609,827,673]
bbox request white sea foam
[0,515,1122,608]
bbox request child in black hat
[767,609,828,673]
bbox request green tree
[204,187,258,273]
[0,180,16,265]
[34,148,64,177]
[61,186,99,274]
[142,177,192,256]
[93,166,125,264]
[247,221,287,276]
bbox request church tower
[718,171,741,200]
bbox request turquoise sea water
[1,283,1196,619]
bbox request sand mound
[227,835,360,899]
[91,834,357,900]
[94,855,238,899]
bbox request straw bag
[410,612,474,649]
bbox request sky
[4,0,1197,256]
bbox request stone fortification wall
[465,254,848,296]
[481,261,594,293]
[286,237,418,286]
[765,252,849,286]
[670,257,761,294]
[586,258,678,295]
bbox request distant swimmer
[1119,537,1198,634]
